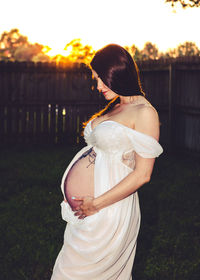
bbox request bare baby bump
[64,147,96,209]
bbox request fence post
[168,63,175,153]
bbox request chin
[104,94,116,100]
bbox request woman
[51,44,163,280]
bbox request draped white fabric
[51,119,163,280]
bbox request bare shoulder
[135,104,160,140]
[137,104,159,122]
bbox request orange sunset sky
[1,0,200,54]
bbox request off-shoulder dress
[51,112,163,280]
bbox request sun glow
[43,45,73,58]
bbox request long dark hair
[82,44,145,128]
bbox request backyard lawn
[0,144,199,280]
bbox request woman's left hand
[72,196,98,219]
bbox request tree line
[0,29,199,65]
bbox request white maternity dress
[51,117,163,280]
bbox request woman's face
[92,70,118,100]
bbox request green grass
[0,145,199,280]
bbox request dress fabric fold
[51,118,163,280]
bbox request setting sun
[44,45,73,58]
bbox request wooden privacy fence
[0,61,105,145]
[138,57,200,155]
[0,57,200,154]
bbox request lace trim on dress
[121,150,135,170]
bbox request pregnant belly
[64,147,96,209]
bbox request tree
[0,28,48,62]
[14,44,45,61]
[0,28,28,61]
[141,42,159,60]
[46,39,95,65]
[176,41,200,56]
[64,39,95,64]
[125,42,162,61]
[165,0,200,8]
[124,44,143,61]
[161,48,177,58]
[164,41,200,57]
[0,30,95,64]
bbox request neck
[119,95,144,105]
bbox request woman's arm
[74,106,160,218]
[93,154,155,211]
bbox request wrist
[93,197,102,212]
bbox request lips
[102,91,108,95]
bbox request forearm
[93,171,150,211]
